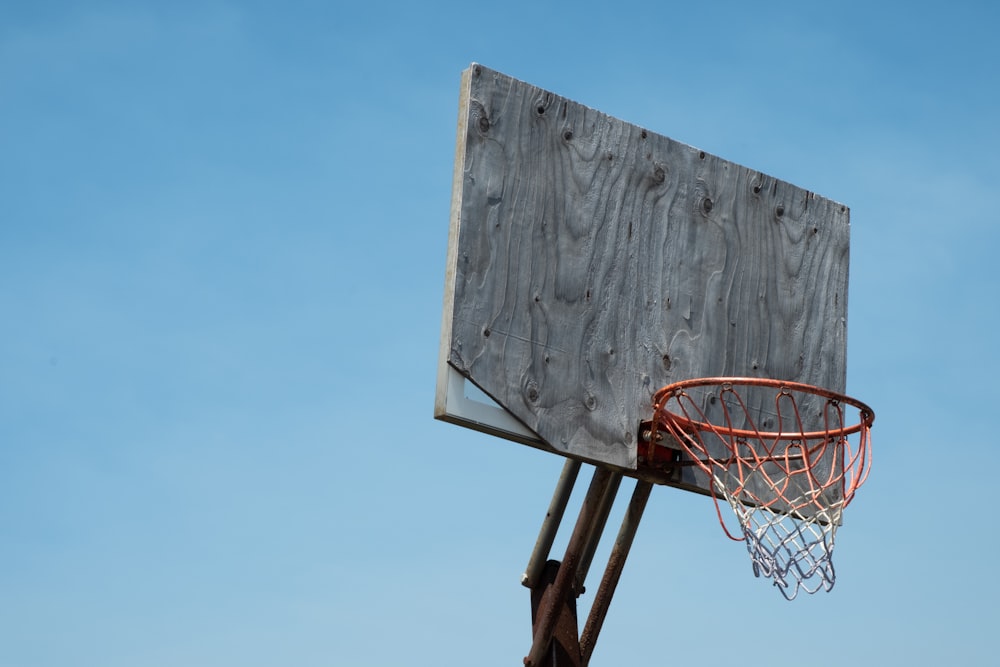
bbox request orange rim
[652,377,875,441]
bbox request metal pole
[579,480,654,666]
[522,459,582,589]
[524,466,616,667]
[573,472,622,595]
[529,560,581,667]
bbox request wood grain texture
[443,64,850,473]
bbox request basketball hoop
[645,377,873,599]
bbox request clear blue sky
[2,1,997,665]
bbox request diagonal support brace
[524,466,618,667]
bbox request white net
[652,378,873,600]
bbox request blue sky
[2,1,998,665]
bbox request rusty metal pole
[529,560,581,667]
[524,466,616,667]
[578,479,654,666]
[522,459,582,589]
[572,472,622,595]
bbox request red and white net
[650,378,873,600]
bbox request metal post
[523,459,582,589]
[524,466,616,667]
[579,480,654,666]
[573,472,622,595]
[529,560,581,667]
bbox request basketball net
[650,378,873,600]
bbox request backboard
[435,64,851,495]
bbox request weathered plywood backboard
[436,64,850,483]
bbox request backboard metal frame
[435,365,546,450]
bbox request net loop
[649,377,873,600]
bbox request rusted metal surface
[579,480,654,666]
[524,466,616,667]
[523,459,582,589]
[529,560,581,667]
[573,472,622,596]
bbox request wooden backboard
[436,64,850,485]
